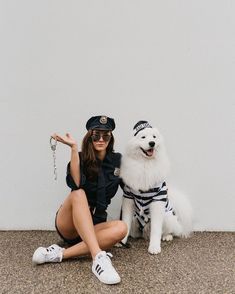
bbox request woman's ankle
[92,249,103,260]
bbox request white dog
[120,121,193,254]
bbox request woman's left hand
[52,133,78,148]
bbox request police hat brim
[89,125,113,131]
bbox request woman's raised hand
[52,133,77,148]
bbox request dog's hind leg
[130,216,142,239]
[162,213,182,240]
[148,201,165,254]
[142,222,150,240]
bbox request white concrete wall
[0,1,234,231]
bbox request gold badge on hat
[114,167,120,176]
[100,116,107,124]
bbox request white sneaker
[92,251,121,284]
[32,244,64,265]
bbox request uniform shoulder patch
[114,167,120,176]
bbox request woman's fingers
[51,134,64,143]
[51,133,75,146]
[51,133,57,140]
[56,135,63,142]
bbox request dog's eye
[153,135,156,138]
[141,136,146,139]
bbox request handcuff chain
[50,137,57,180]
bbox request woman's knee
[70,189,87,204]
[112,220,128,241]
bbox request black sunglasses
[91,133,112,142]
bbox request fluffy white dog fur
[120,126,193,254]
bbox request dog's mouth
[141,147,154,157]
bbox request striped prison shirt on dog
[123,182,174,230]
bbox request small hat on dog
[86,115,116,131]
[133,120,152,136]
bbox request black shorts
[55,208,107,246]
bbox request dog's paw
[114,242,123,248]
[162,234,173,242]
[114,241,131,248]
[121,236,128,245]
[148,244,161,255]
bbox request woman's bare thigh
[94,220,119,231]
[94,220,127,242]
[56,193,79,239]
[56,190,125,240]
[94,220,127,235]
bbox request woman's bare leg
[56,189,101,259]
[56,189,127,259]
[63,220,127,259]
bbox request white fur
[120,127,193,254]
[120,128,170,191]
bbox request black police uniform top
[66,151,122,224]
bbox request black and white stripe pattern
[123,182,174,229]
[95,264,104,275]
[133,120,152,136]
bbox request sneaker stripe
[95,264,100,271]
[92,251,121,284]
[96,265,106,275]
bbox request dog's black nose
[149,141,155,147]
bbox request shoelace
[106,252,113,258]
[98,252,114,269]
[45,245,60,261]
[46,246,56,253]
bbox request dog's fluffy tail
[168,188,193,237]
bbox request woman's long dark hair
[81,130,114,180]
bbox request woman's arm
[70,144,80,187]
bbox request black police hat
[86,115,116,131]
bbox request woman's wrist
[71,144,78,151]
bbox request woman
[32,115,127,285]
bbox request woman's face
[91,129,112,152]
